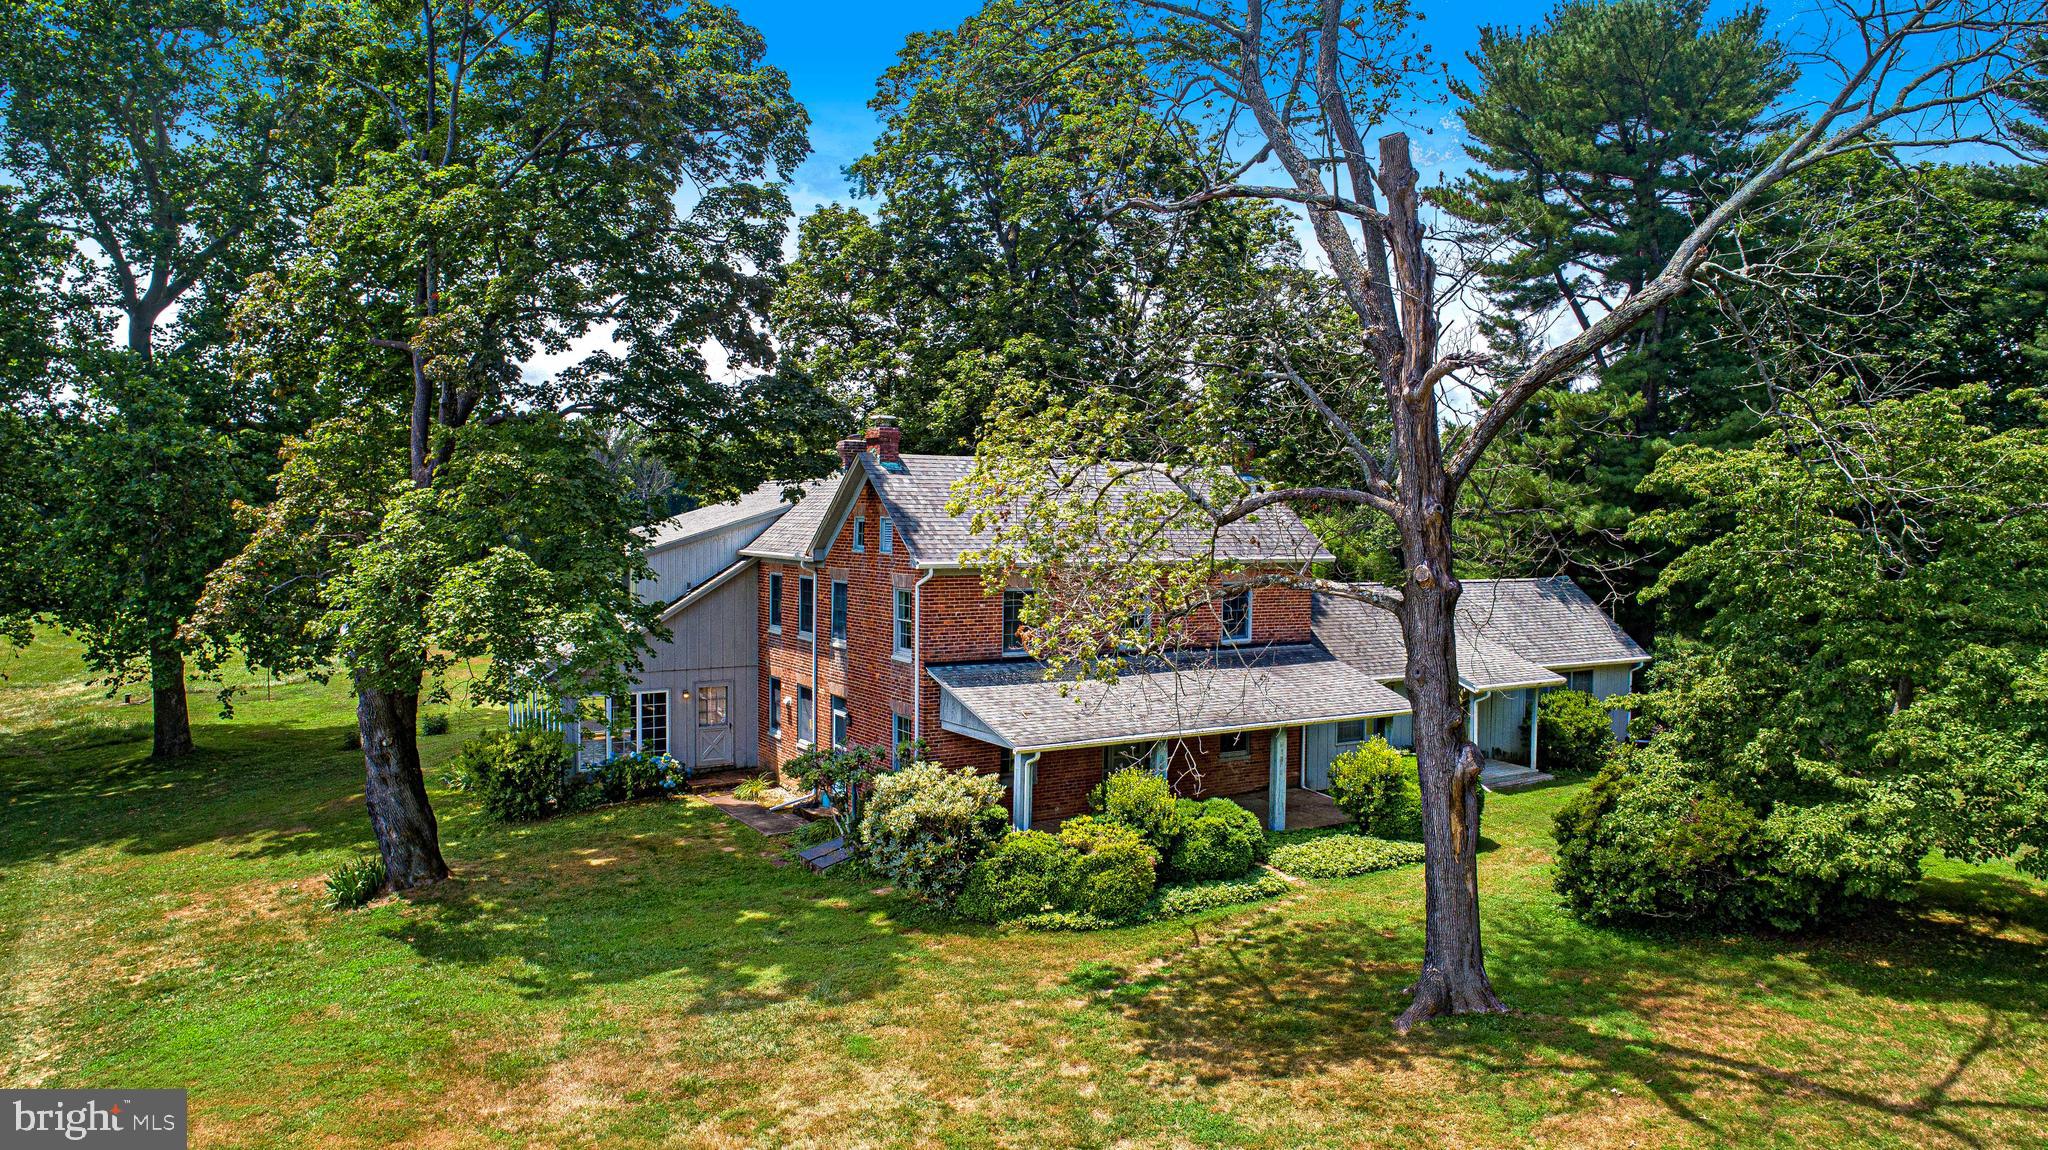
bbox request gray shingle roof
[646,478,832,551]
[1313,577,1645,692]
[749,453,1329,568]
[926,643,1410,753]
[1457,577,1648,668]
[1312,593,1565,691]
[868,454,1333,566]
[737,475,845,560]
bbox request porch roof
[926,642,1410,754]
[1312,594,1566,692]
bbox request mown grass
[3,630,2046,1148]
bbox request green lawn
[4,632,2046,1149]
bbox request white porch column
[1267,727,1288,832]
[1011,751,1038,830]
[1528,689,1542,769]
[1467,692,1481,754]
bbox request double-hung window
[879,517,893,554]
[767,677,782,736]
[1335,718,1367,745]
[893,588,914,659]
[830,580,848,644]
[797,575,815,638]
[768,571,783,633]
[831,695,849,748]
[852,516,865,552]
[796,684,815,744]
[1001,588,1028,655]
[1220,587,1252,644]
[891,713,912,767]
[633,690,669,755]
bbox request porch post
[1267,727,1288,832]
[1528,689,1541,770]
[1011,751,1038,830]
[1467,692,1480,756]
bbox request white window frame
[831,695,849,749]
[879,517,893,554]
[632,690,669,756]
[796,575,815,639]
[891,712,911,767]
[1220,587,1253,644]
[767,571,783,634]
[1219,729,1251,760]
[796,684,814,746]
[893,588,914,660]
[830,579,848,645]
[1001,588,1029,655]
[852,516,865,552]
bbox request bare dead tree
[1086,0,2046,1030]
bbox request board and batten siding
[638,526,767,605]
[634,566,760,770]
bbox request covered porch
[925,643,1410,832]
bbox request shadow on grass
[1094,877,2048,1144]
[0,720,378,869]
[381,797,921,1013]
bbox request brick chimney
[866,414,902,464]
[836,435,864,470]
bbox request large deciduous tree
[958,0,2041,1029]
[190,0,814,890]
[775,0,1320,453]
[0,0,308,756]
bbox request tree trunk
[356,677,449,890]
[149,644,194,759]
[1390,417,1508,1034]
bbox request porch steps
[682,768,753,795]
[799,837,854,872]
[1480,761,1553,792]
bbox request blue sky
[734,0,1641,214]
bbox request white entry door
[694,682,734,767]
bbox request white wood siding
[638,524,764,606]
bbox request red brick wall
[1027,728,1307,824]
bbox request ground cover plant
[6,631,2048,1148]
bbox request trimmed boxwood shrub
[1147,873,1291,918]
[858,761,1010,908]
[1326,738,1422,840]
[959,830,1076,923]
[1539,688,1618,773]
[451,729,575,821]
[1060,817,1160,921]
[1088,768,1183,855]
[1166,798,1264,880]
[1268,834,1426,879]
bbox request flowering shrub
[858,761,1009,907]
[790,744,891,839]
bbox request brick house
[611,419,1647,829]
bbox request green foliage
[1326,740,1423,841]
[585,751,684,805]
[787,818,841,852]
[733,776,770,802]
[1538,690,1615,774]
[1268,836,1427,880]
[857,761,1010,908]
[1146,873,1291,919]
[1060,817,1161,921]
[1165,798,1264,881]
[325,855,386,910]
[958,830,1077,924]
[1088,768,1183,855]
[1006,910,1123,933]
[451,730,575,823]
[1551,747,1925,930]
[420,713,450,737]
[788,744,893,839]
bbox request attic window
[879,517,893,553]
[852,516,865,552]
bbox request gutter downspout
[911,565,935,748]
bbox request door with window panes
[693,681,734,767]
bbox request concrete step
[1479,761,1553,791]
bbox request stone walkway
[699,791,812,836]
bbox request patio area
[1228,786,1353,831]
